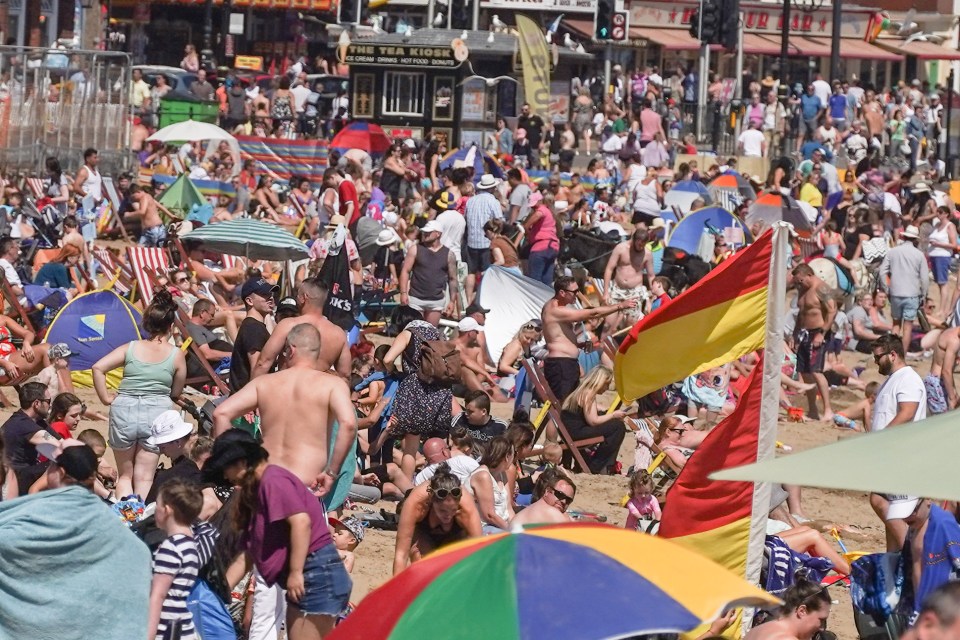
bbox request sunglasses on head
[522,323,542,332]
[432,487,462,500]
[551,487,574,505]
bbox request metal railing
[0,47,132,175]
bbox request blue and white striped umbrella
[181,217,308,261]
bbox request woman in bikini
[497,319,542,396]
[392,464,482,575]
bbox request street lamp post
[829,0,841,82]
[202,0,214,70]
[779,0,790,85]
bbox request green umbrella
[180,218,308,261]
[158,174,206,218]
[712,411,960,501]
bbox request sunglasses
[551,487,574,506]
[669,427,688,437]
[873,351,892,362]
[176,278,189,284]
[564,288,580,294]
[432,487,462,500]
[522,323,542,332]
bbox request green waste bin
[158,90,220,128]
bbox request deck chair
[126,246,171,305]
[0,268,36,335]
[93,246,135,299]
[520,358,603,474]
[174,308,230,395]
[31,249,95,293]
[102,177,133,242]
[24,176,45,200]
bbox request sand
[11,343,897,640]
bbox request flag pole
[744,222,790,591]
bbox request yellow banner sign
[235,56,264,71]
[515,15,551,120]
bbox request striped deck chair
[171,156,186,175]
[126,246,171,305]
[174,308,230,395]
[25,177,45,200]
[93,246,135,298]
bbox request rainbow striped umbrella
[708,172,757,201]
[330,523,778,640]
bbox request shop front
[565,0,918,90]
[343,28,589,146]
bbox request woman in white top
[467,435,515,533]
[632,173,663,225]
[928,205,957,313]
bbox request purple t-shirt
[246,464,332,585]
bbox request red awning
[876,38,960,60]
[631,27,701,51]
[804,37,902,62]
[563,19,593,40]
[742,33,781,55]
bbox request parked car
[133,65,197,92]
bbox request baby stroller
[22,196,64,249]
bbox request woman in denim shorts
[204,431,352,639]
[92,288,186,500]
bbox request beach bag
[417,339,461,386]
[851,552,906,623]
[186,579,236,640]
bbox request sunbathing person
[510,468,575,527]
[0,342,72,388]
[453,318,507,403]
[655,415,706,470]
[393,464,482,575]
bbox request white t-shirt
[870,366,927,432]
[436,209,466,257]
[0,258,21,288]
[290,85,311,113]
[738,129,765,157]
[813,79,831,108]
[414,455,479,486]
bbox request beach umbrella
[667,206,752,254]
[180,217,308,261]
[664,181,711,213]
[745,192,815,237]
[329,522,778,640]
[439,144,504,179]
[708,173,758,201]
[147,119,236,144]
[796,200,819,224]
[330,122,393,154]
[713,410,960,502]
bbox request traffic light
[689,7,701,39]
[595,0,614,40]
[699,0,720,43]
[719,0,739,51]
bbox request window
[382,71,426,117]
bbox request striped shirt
[152,534,200,640]
[465,192,503,249]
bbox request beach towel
[905,505,960,614]
[0,486,152,640]
[762,535,834,598]
[851,552,906,623]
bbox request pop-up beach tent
[44,289,142,389]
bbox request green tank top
[118,342,177,395]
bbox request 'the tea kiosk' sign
[342,44,461,69]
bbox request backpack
[417,339,461,386]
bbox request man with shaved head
[214,324,357,496]
[251,278,351,379]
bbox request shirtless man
[541,275,637,402]
[251,278,351,379]
[126,185,172,248]
[510,469,575,527]
[602,226,655,332]
[213,324,357,495]
[791,264,836,421]
[929,327,960,412]
[453,317,507,403]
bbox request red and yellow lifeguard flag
[659,356,766,637]
[614,229,772,402]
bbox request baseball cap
[37,439,99,483]
[329,515,365,544]
[49,343,74,360]
[422,220,443,234]
[465,301,490,316]
[278,297,298,310]
[458,317,483,333]
[241,277,278,300]
[146,410,194,447]
[670,415,696,425]
[885,496,921,521]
